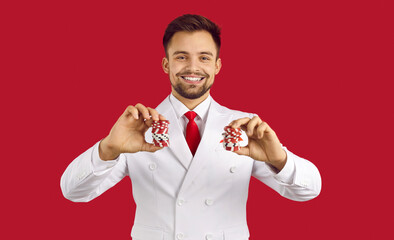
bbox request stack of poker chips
[220,126,243,151]
[151,120,170,147]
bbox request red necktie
[185,111,201,155]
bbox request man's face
[162,30,222,100]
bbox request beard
[171,80,213,99]
[171,71,212,99]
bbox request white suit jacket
[61,96,322,240]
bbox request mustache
[176,71,209,78]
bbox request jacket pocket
[131,224,164,240]
[223,225,250,240]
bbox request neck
[172,90,210,110]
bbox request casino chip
[220,126,243,151]
[152,120,170,147]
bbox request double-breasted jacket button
[205,199,214,206]
[148,163,157,171]
[177,198,185,206]
[205,233,213,240]
[176,232,184,240]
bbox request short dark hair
[163,14,221,59]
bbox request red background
[1,0,393,239]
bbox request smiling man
[163,30,221,105]
[61,14,322,240]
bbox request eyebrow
[172,51,214,57]
[200,51,214,56]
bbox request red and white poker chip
[152,120,170,147]
[220,126,243,152]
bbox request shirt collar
[169,93,211,122]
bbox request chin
[181,87,211,99]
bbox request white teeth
[183,76,203,81]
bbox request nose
[185,57,200,73]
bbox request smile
[181,76,205,82]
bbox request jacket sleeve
[252,147,322,201]
[60,140,128,202]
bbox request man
[61,14,321,240]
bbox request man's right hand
[99,103,166,160]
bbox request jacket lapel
[156,96,193,170]
[178,98,232,193]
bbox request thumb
[141,142,164,153]
[234,145,250,156]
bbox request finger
[256,121,269,139]
[135,103,150,120]
[124,105,139,119]
[144,118,153,128]
[229,117,251,129]
[147,107,160,121]
[234,146,250,156]
[158,114,166,120]
[141,142,164,153]
[246,116,262,136]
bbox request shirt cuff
[91,140,119,172]
[267,147,296,184]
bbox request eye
[201,56,211,61]
[176,55,186,60]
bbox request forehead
[167,30,217,56]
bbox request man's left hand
[229,116,287,172]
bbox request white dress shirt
[169,93,211,138]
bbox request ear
[215,58,222,75]
[162,57,169,74]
